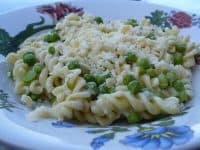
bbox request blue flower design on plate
[91,132,115,150]
[120,125,193,150]
[51,121,77,128]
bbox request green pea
[106,73,112,78]
[95,75,105,85]
[158,74,168,89]
[29,93,40,101]
[125,52,137,64]
[175,42,186,53]
[94,16,103,24]
[166,71,176,85]
[23,52,37,66]
[123,74,135,85]
[68,60,80,70]
[153,90,165,98]
[95,73,111,85]
[179,91,188,103]
[139,67,146,75]
[146,32,156,40]
[173,53,183,65]
[84,74,96,82]
[43,35,56,43]
[125,19,138,27]
[136,58,150,69]
[33,63,44,74]
[48,46,55,54]
[128,80,141,94]
[49,96,56,103]
[127,112,142,124]
[44,30,60,43]
[99,83,112,94]
[86,82,99,96]
[173,80,184,91]
[23,70,37,83]
[147,68,156,78]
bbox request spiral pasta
[91,91,179,118]
[6,13,200,125]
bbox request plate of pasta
[1,0,200,149]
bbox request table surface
[0,0,199,150]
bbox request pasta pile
[6,13,199,125]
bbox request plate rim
[0,0,200,150]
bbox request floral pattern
[37,2,83,23]
[169,11,192,28]
[145,10,172,29]
[0,2,198,150]
[0,17,54,56]
[52,116,193,150]
[87,126,129,150]
[52,121,77,128]
[120,126,193,150]
[91,133,115,150]
[192,14,200,28]
[0,89,15,111]
[146,9,200,30]
[50,107,192,149]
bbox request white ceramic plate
[0,0,200,149]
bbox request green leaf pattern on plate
[146,10,172,29]
[0,17,54,56]
[0,89,15,111]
